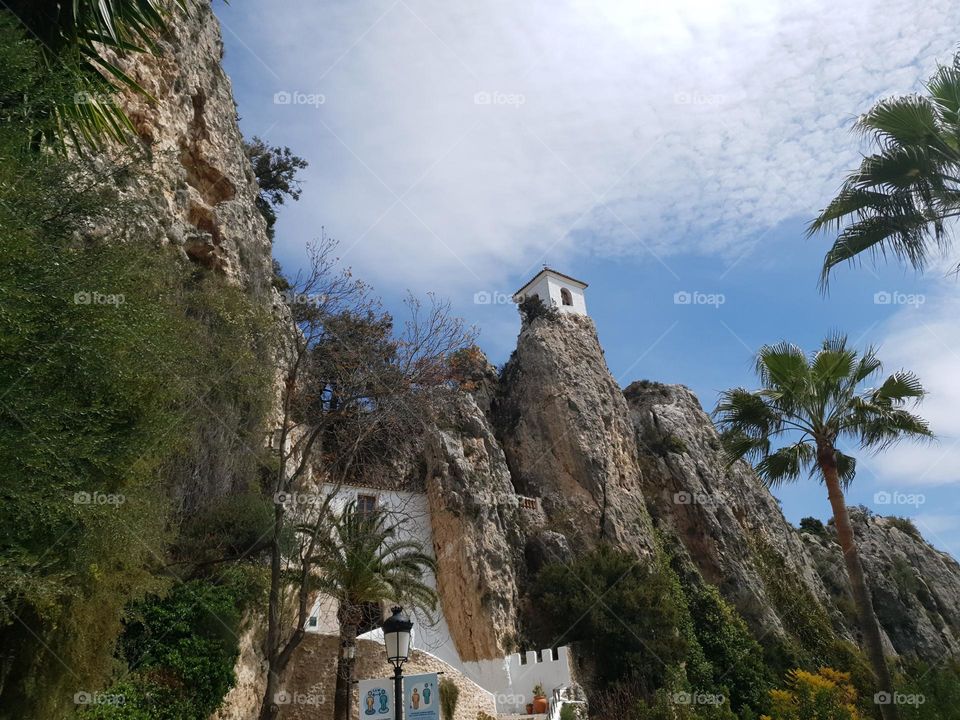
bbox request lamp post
[341,640,356,720]
[382,606,412,720]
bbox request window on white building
[357,494,377,517]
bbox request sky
[214,0,960,553]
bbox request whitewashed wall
[305,484,574,714]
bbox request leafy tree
[244,136,308,240]
[306,502,438,720]
[809,51,960,286]
[256,238,472,720]
[81,568,265,720]
[715,335,934,720]
[528,544,689,693]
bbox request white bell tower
[512,267,588,316]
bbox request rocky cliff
[802,511,960,661]
[492,313,657,558]
[112,0,273,293]
[452,311,959,670]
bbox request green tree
[528,544,689,693]
[715,335,933,720]
[809,52,960,285]
[307,502,438,720]
[244,136,308,240]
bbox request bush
[528,545,689,693]
[799,517,828,538]
[440,678,460,720]
[81,567,265,720]
[762,668,860,720]
[887,517,922,541]
[519,294,560,323]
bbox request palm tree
[715,335,933,720]
[6,0,181,148]
[809,52,960,287]
[308,501,438,720]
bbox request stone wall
[277,636,497,720]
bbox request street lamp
[382,606,413,720]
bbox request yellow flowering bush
[761,668,860,720]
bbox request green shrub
[439,677,460,720]
[887,517,922,541]
[81,567,265,720]
[528,545,689,693]
[519,294,560,323]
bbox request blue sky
[214,0,960,552]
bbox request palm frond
[755,441,815,488]
[855,95,941,149]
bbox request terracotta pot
[526,703,534,715]
[533,696,548,714]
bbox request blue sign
[404,673,439,720]
[358,678,394,717]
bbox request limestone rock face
[425,393,525,661]
[493,314,656,557]
[802,511,960,661]
[113,0,272,292]
[625,381,844,641]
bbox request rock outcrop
[625,381,845,643]
[802,511,960,661]
[113,0,272,292]
[493,313,656,557]
[425,393,525,661]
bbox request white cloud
[222,0,960,295]
[859,284,960,486]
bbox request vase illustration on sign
[378,690,389,714]
[423,684,431,705]
[365,693,376,715]
[412,688,420,709]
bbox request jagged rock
[524,530,572,574]
[425,393,525,660]
[624,380,844,642]
[802,511,960,661]
[110,0,273,293]
[492,313,656,557]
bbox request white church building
[512,267,588,316]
